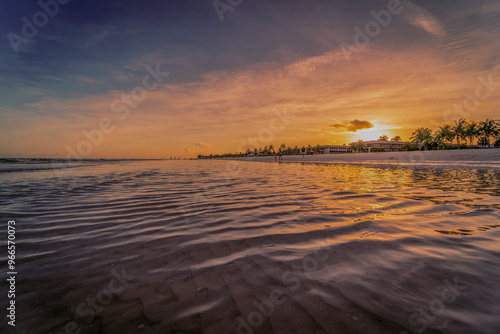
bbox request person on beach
[302,146,306,157]
[278,148,283,162]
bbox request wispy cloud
[194,142,210,149]
[83,29,111,48]
[400,3,446,37]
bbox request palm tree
[411,127,432,151]
[263,146,268,155]
[279,143,287,152]
[268,145,275,155]
[479,119,498,148]
[307,144,312,153]
[446,124,455,148]
[349,142,357,153]
[495,138,500,148]
[464,121,479,148]
[293,146,299,154]
[390,136,402,142]
[378,135,389,141]
[316,144,322,153]
[453,119,466,149]
[436,124,453,149]
[478,136,489,148]
[496,122,500,147]
[353,139,366,153]
[432,130,445,150]
[422,131,438,150]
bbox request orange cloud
[329,119,374,132]
[4,42,500,158]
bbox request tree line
[198,118,500,158]
[198,144,324,159]
[410,118,499,151]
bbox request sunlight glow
[349,124,394,142]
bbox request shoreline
[222,148,500,169]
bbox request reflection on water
[0,160,499,333]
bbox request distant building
[320,145,349,154]
[362,140,408,152]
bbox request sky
[1,0,500,158]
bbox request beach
[1,159,500,333]
[229,148,500,169]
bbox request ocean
[1,159,499,334]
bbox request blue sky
[1,0,500,158]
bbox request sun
[351,124,394,142]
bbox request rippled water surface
[1,160,500,334]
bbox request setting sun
[348,124,396,142]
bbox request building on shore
[320,145,349,154]
[361,140,408,152]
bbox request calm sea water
[1,160,499,334]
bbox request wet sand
[1,160,500,333]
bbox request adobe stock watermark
[213,0,244,22]
[231,289,287,334]
[175,107,297,328]
[400,277,467,334]
[175,106,295,232]
[62,64,169,161]
[230,242,332,334]
[7,0,71,54]
[443,67,500,122]
[187,106,294,204]
[237,106,295,154]
[48,267,135,334]
[396,150,427,169]
[340,0,410,63]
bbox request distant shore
[224,148,500,169]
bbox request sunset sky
[1,0,500,158]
